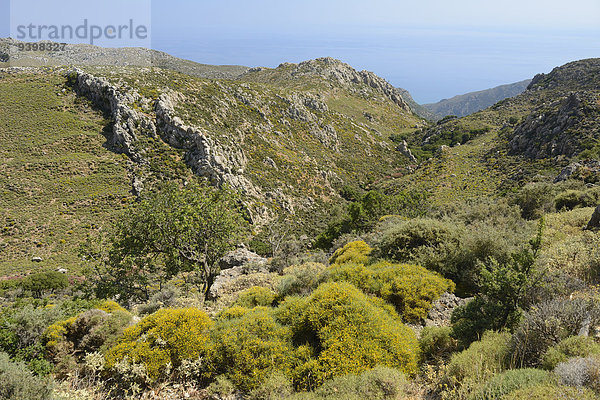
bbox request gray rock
[31,257,43,263]
[424,292,472,328]
[586,205,600,230]
[219,248,267,270]
[396,140,417,163]
[554,160,600,183]
[209,263,270,300]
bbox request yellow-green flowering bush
[234,286,277,308]
[96,300,127,314]
[209,306,295,392]
[277,282,419,390]
[104,308,212,384]
[328,260,454,322]
[44,303,133,379]
[329,241,372,266]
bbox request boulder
[218,248,267,270]
[424,292,472,328]
[31,257,43,263]
[586,204,600,230]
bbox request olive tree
[83,182,247,303]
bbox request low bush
[44,306,133,378]
[277,282,419,390]
[511,297,600,367]
[234,286,277,308]
[554,356,600,393]
[510,183,557,220]
[538,230,600,283]
[503,384,598,400]
[376,218,463,279]
[248,371,293,400]
[209,306,294,392]
[452,220,545,346]
[0,303,66,374]
[443,331,512,393]
[471,368,553,400]
[329,240,372,266]
[328,260,454,322]
[0,352,52,400]
[296,366,409,400]
[104,308,212,386]
[277,263,329,297]
[542,336,600,370]
[137,285,181,316]
[206,375,237,400]
[554,189,599,211]
[418,326,458,364]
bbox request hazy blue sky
[2,0,600,103]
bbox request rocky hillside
[396,87,437,121]
[0,38,249,79]
[0,56,421,275]
[71,60,420,223]
[383,59,600,204]
[423,79,531,120]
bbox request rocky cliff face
[241,57,411,112]
[506,59,600,159]
[69,63,414,226]
[509,92,598,159]
[71,69,272,222]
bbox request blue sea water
[151,25,600,104]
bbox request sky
[2,0,600,103]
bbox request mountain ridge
[422,79,532,120]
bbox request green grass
[0,71,133,276]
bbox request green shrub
[328,260,454,322]
[20,271,69,297]
[444,331,512,392]
[248,371,293,400]
[329,240,372,266]
[503,384,598,400]
[542,336,600,370]
[471,368,552,400]
[511,297,600,367]
[209,306,294,392]
[301,366,409,400]
[554,188,599,211]
[0,304,66,374]
[511,183,556,220]
[277,262,329,297]
[375,218,463,281]
[0,352,52,400]
[137,286,180,316]
[105,308,212,385]
[452,221,544,346]
[314,190,428,249]
[419,326,458,364]
[206,375,237,400]
[277,282,419,390]
[44,306,133,378]
[234,286,277,308]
